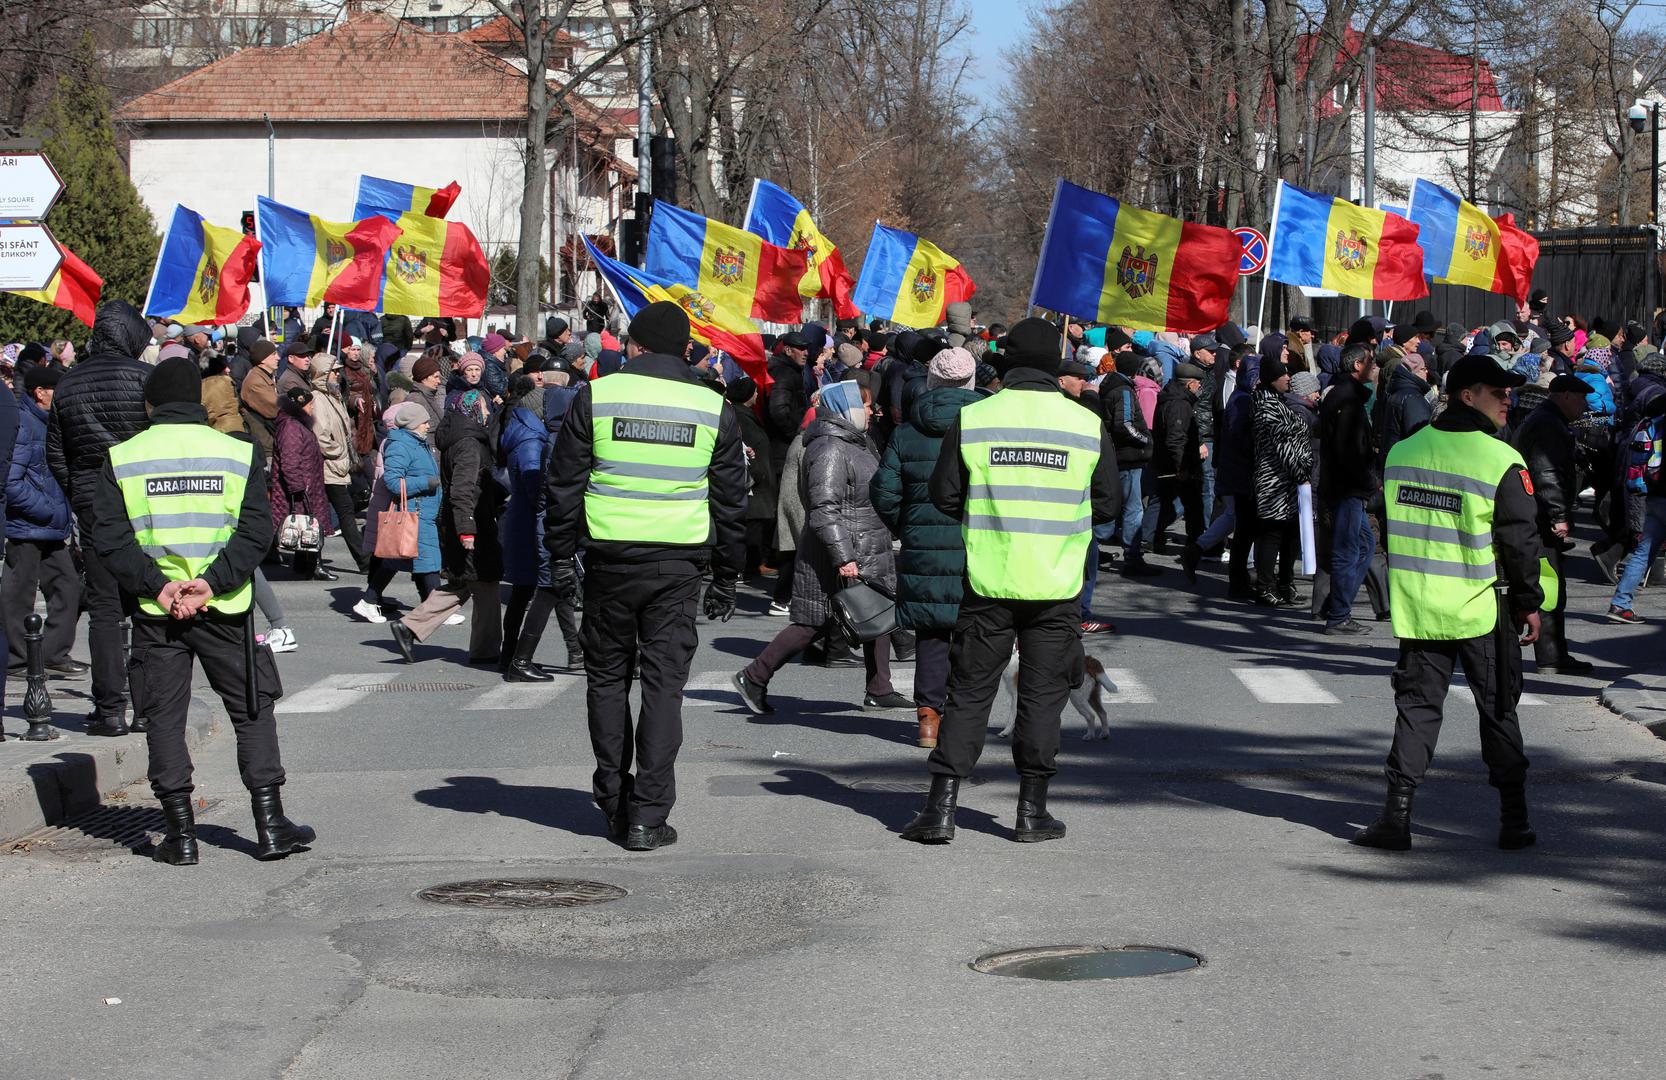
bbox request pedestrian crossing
[275,664,1550,715]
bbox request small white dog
[996,649,1116,741]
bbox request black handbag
[831,574,897,643]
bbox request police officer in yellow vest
[546,301,748,852]
[90,357,314,865]
[901,318,1120,844]
[1355,354,1547,852]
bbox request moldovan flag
[142,204,261,325]
[376,212,490,319]
[1267,181,1427,301]
[7,240,101,327]
[1405,179,1538,304]
[353,175,461,220]
[743,179,859,319]
[1029,180,1240,332]
[255,196,402,311]
[850,223,975,330]
[645,201,810,324]
[584,235,771,390]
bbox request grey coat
[774,429,808,552]
[789,416,897,627]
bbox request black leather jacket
[1509,400,1577,539]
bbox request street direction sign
[0,152,64,220]
[1234,226,1268,276]
[0,223,63,291]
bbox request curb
[1598,673,1666,738]
[0,695,223,844]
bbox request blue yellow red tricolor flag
[850,223,975,330]
[6,239,101,327]
[255,196,402,311]
[1266,181,1427,301]
[1405,178,1538,304]
[353,175,461,221]
[142,204,261,325]
[743,179,859,319]
[645,201,810,325]
[1030,180,1240,332]
[375,211,490,318]
[584,235,770,389]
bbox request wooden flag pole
[1061,314,1071,359]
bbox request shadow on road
[413,774,610,838]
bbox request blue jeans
[1197,494,1237,552]
[1080,521,1118,618]
[1200,441,1216,528]
[1612,496,1666,610]
[1323,496,1374,624]
[1120,468,1145,557]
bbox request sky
[960,0,1031,114]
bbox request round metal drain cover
[416,878,627,909]
[972,945,1201,980]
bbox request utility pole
[1467,14,1480,203]
[633,9,652,267]
[1360,38,1375,320]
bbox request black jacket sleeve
[1091,427,1121,524]
[1494,464,1545,613]
[765,366,802,441]
[44,396,67,497]
[544,382,596,561]
[707,403,749,578]
[929,416,968,520]
[448,437,484,536]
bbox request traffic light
[650,134,677,207]
[241,209,259,281]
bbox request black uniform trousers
[928,593,1080,781]
[1385,595,1529,791]
[3,538,81,668]
[132,613,286,799]
[581,560,701,828]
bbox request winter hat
[282,386,313,413]
[249,339,279,365]
[999,317,1063,375]
[1391,323,1420,347]
[836,342,865,372]
[946,301,974,337]
[1412,310,1439,335]
[481,332,508,354]
[913,335,948,365]
[1215,322,1248,348]
[927,346,977,388]
[17,342,46,366]
[1638,351,1666,376]
[144,355,202,407]
[23,363,62,394]
[1189,332,1218,354]
[393,402,430,430]
[1105,327,1134,352]
[628,301,690,355]
[158,341,191,363]
[1113,351,1141,377]
[411,354,442,383]
[725,376,757,404]
[891,329,922,360]
[1345,316,1384,346]
[1289,371,1321,398]
[458,351,486,375]
[544,316,569,340]
[974,361,999,388]
[1545,321,1575,348]
[1077,345,1108,370]
[1259,356,1290,386]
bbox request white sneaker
[443,612,466,626]
[352,599,388,624]
[265,627,298,653]
[768,601,790,616]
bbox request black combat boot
[503,627,555,682]
[152,792,199,866]
[899,775,959,844]
[1498,785,1537,850]
[250,786,316,861]
[1352,783,1414,850]
[1012,777,1066,843]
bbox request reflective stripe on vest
[585,372,721,545]
[1383,427,1525,639]
[958,389,1101,601]
[108,425,255,616]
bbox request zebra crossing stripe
[1099,669,1155,704]
[1449,683,1546,707]
[463,675,584,712]
[684,671,743,708]
[1231,667,1340,705]
[277,673,399,714]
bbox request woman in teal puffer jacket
[870,347,981,749]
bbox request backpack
[1625,414,1664,494]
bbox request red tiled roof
[118,12,528,122]
[459,16,583,51]
[1301,28,1507,115]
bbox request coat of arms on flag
[1463,224,1491,261]
[395,243,428,284]
[1116,244,1160,299]
[198,256,219,304]
[711,246,746,287]
[325,239,350,268]
[1333,228,1369,272]
[679,290,716,322]
[911,266,937,303]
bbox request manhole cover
[849,777,986,794]
[972,945,1202,980]
[351,681,477,693]
[416,878,627,909]
[7,799,222,858]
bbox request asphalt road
[1,532,1662,1080]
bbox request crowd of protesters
[2,288,1664,740]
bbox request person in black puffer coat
[871,348,980,747]
[45,299,153,734]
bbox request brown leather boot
[916,707,941,749]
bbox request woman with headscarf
[360,402,444,621]
[732,374,912,716]
[270,386,334,580]
[388,389,504,666]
